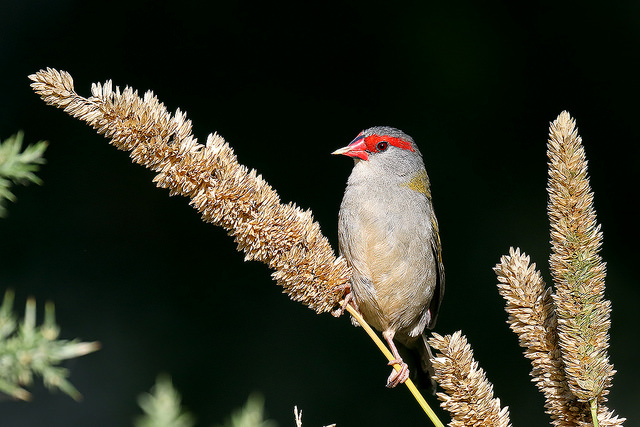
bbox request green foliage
[0,131,47,217]
[135,377,277,427]
[214,394,277,427]
[0,290,100,401]
[135,375,195,427]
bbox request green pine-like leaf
[0,131,48,217]
[135,375,195,427]
[0,290,100,400]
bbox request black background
[1,1,638,426]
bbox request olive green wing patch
[400,169,431,198]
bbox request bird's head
[332,126,420,162]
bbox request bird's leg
[331,283,357,317]
[382,330,409,388]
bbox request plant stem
[343,303,444,427]
[590,398,600,427]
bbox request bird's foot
[386,358,409,388]
[331,283,355,317]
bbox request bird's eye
[376,141,388,152]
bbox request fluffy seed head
[29,68,351,313]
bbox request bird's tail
[399,334,437,394]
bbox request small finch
[333,127,444,391]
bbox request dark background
[1,1,638,426]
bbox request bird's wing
[427,213,445,330]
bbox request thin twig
[342,302,444,427]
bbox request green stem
[590,398,599,427]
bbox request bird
[332,126,444,390]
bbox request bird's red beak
[331,132,369,161]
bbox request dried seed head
[495,247,590,426]
[429,331,511,427]
[29,68,350,313]
[547,111,614,402]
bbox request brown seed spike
[495,247,591,427]
[546,112,615,403]
[29,68,350,313]
[429,331,511,427]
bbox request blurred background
[1,0,638,425]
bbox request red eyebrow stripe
[363,134,414,153]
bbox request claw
[386,358,409,388]
[331,283,354,317]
